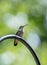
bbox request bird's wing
[16,31,23,37]
[14,31,23,46]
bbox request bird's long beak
[23,24,28,27]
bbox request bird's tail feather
[14,39,18,46]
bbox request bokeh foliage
[0,0,47,65]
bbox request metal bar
[0,34,41,65]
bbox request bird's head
[19,24,28,31]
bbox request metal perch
[0,34,41,65]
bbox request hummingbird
[14,24,28,46]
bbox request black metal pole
[0,34,41,65]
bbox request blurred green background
[0,0,47,65]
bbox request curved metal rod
[0,34,41,65]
